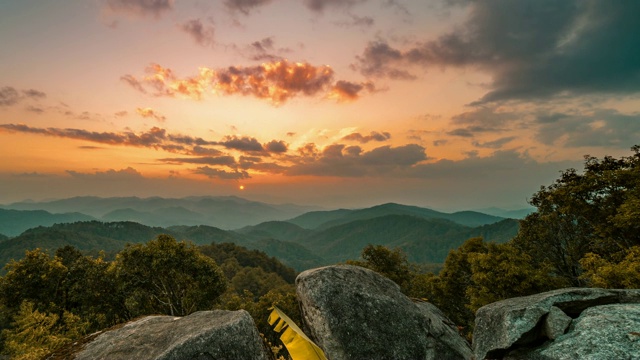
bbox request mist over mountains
[0,196,522,272]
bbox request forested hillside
[0,214,518,273]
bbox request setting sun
[239,185,245,190]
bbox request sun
[239,185,245,190]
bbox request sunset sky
[1,0,639,210]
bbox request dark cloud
[535,108,640,148]
[356,1,640,103]
[245,37,289,62]
[330,80,375,101]
[335,14,374,28]
[114,110,128,117]
[433,139,448,146]
[446,128,474,138]
[472,136,516,149]
[179,19,215,47]
[25,105,45,114]
[304,0,368,12]
[342,131,391,143]
[66,167,143,179]
[224,0,273,15]
[220,135,264,152]
[193,166,250,180]
[286,143,426,177]
[1,86,46,106]
[0,124,171,148]
[159,156,237,166]
[264,140,288,153]
[120,75,147,94]
[105,0,173,18]
[0,87,20,106]
[189,146,223,156]
[22,89,46,99]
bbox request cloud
[342,131,391,143]
[105,0,173,18]
[356,1,640,103]
[1,86,46,106]
[535,108,640,148]
[114,110,128,117]
[22,89,46,99]
[304,0,368,12]
[220,135,264,152]
[179,19,215,47]
[25,105,45,114]
[66,167,143,180]
[122,60,361,105]
[224,0,274,15]
[136,107,166,122]
[264,140,288,153]
[329,80,375,101]
[0,87,20,106]
[193,166,250,180]
[335,14,374,28]
[472,136,516,149]
[159,156,237,166]
[286,143,426,177]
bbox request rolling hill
[0,209,97,237]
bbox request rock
[296,265,472,360]
[473,288,640,360]
[542,306,571,340]
[507,304,640,359]
[53,310,270,360]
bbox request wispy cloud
[224,0,274,15]
[342,131,391,143]
[0,86,46,107]
[136,107,166,122]
[105,0,173,18]
[179,19,215,47]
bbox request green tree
[513,146,640,285]
[110,234,227,317]
[428,237,487,334]
[0,249,67,315]
[347,244,412,291]
[466,243,566,313]
[579,246,640,288]
[1,301,87,360]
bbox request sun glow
[239,185,245,190]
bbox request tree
[512,146,640,285]
[579,246,640,289]
[466,243,565,313]
[347,244,412,291]
[428,237,487,334]
[110,234,227,317]
[0,249,67,315]
[1,301,87,360]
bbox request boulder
[473,287,640,359]
[296,265,472,360]
[50,310,270,360]
[506,304,640,359]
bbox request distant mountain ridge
[286,202,506,229]
[1,196,320,233]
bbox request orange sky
[1,1,639,210]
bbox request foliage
[1,301,87,360]
[0,249,67,315]
[269,306,327,360]
[579,246,640,288]
[200,242,297,283]
[466,243,566,313]
[111,234,227,317]
[347,244,412,291]
[513,146,640,285]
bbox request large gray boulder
[55,310,270,360]
[473,288,640,359]
[506,304,640,359]
[296,265,472,360]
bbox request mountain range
[0,197,523,272]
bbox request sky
[1,0,639,211]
